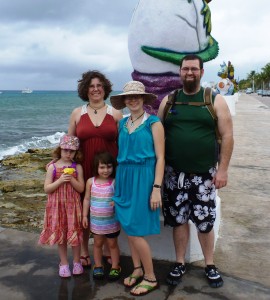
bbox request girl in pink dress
[39,134,85,278]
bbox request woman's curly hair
[77,70,113,101]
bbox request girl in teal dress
[110,81,165,296]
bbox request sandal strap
[80,255,90,259]
[143,276,157,283]
[129,274,141,280]
[134,265,142,270]
[134,284,154,290]
[110,267,121,275]
[93,266,104,275]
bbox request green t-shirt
[164,87,218,173]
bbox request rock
[0,149,52,232]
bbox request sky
[0,0,269,91]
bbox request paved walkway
[0,93,270,300]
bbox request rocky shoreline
[0,149,53,233]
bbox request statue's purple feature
[128,0,219,114]
[131,70,182,114]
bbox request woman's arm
[112,107,123,124]
[150,121,165,210]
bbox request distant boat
[22,88,33,94]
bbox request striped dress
[90,178,120,235]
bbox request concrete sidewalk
[0,227,269,300]
[0,93,270,300]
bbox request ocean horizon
[0,90,123,160]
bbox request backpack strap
[204,87,217,120]
[204,87,221,144]
[174,101,205,106]
[163,89,180,121]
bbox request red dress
[76,104,118,182]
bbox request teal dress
[113,115,161,236]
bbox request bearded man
[158,54,234,288]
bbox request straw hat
[110,81,157,110]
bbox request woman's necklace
[88,103,105,114]
[130,111,145,127]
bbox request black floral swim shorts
[162,165,217,233]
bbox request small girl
[39,134,85,278]
[82,152,121,280]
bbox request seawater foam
[0,132,65,160]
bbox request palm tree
[261,63,270,89]
[246,70,256,91]
[238,62,270,91]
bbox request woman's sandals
[124,266,144,288]
[130,276,158,296]
[80,255,91,268]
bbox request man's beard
[183,76,200,93]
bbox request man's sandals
[130,277,158,296]
[124,266,144,288]
[80,255,91,268]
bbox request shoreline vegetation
[0,149,52,233]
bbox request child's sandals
[72,262,84,275]
[108,266,122,280]
[93,265,105,279]
[124,266,144,288]
[59,264,71,278]
[59,262,83,277]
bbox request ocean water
[0,90,121,160]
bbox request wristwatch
[153,184,162,188]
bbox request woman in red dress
[68,70,122,267]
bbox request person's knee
[94,237,105,248]
[197,223,214,233]
[107,238,118,250]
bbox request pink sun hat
[59,134,80,150]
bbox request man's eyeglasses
[180,67,201,73]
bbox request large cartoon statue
[216,78,235,96]
[128,0,218,113]
[216,61,238,95]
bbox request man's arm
[213,94,234,189]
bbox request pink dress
[39,162,83,246]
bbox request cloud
[0,0,269,90]
[0,0,137,90]
[207,0,270,81]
